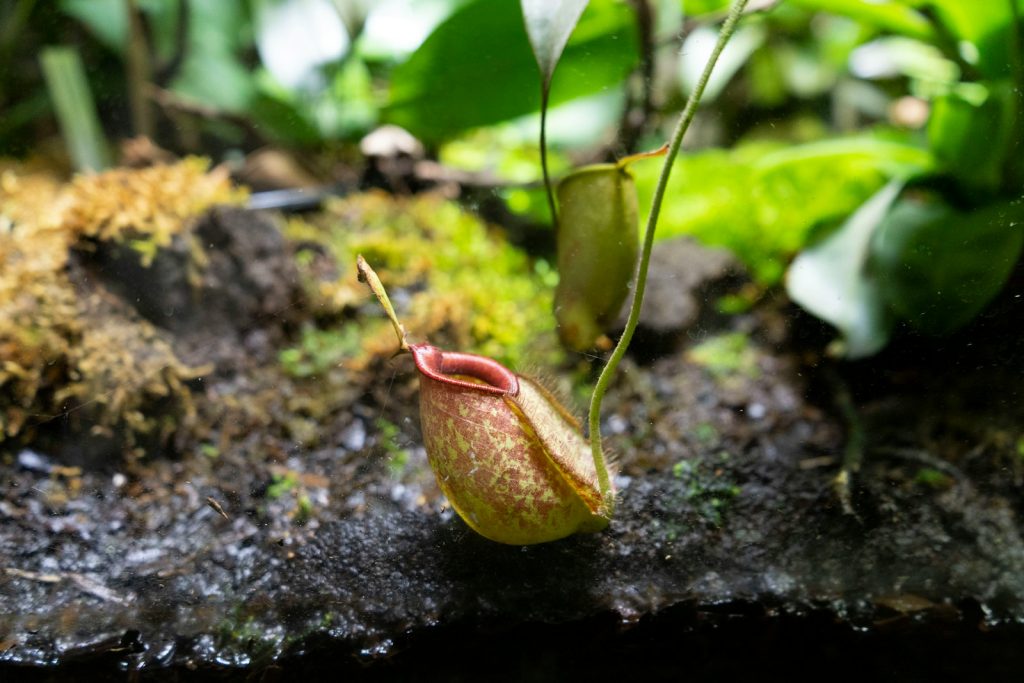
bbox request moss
[375,417,410,477]
[54,295,209,447]
[686,332,760,380]
[914,467,954,490]
[692,422,720,446]
[267,471,300,500]
[285,191,561,371]
[279,321,369,379]
[59,157,246,264]
[672,452,742,526]
[0,158,242,451]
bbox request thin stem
[587,0,750,515]
[126,0,154,138]
[539,86,559,229]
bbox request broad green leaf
[60,0,126,52]
[928,81,1016,193]
[923,0,1013,78]
[681,0,732,17]
[521,0,589,90]
[847,37,958,83]
[753,136,934,178]
[386,0,636,141]
[60,0,184,63]
[247,94,323,146]
[171,1,255,112]
[633,134,933,283]
[872,196,1024,335]
[786,180,903,358]
[788,0,936,41]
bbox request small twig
[4,567,60,583]
[4,567,129,604]
[205,496,229,520]
[147,85,267,143]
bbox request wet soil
[2,208,1023,681]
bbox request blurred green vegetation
[2,0,1022,357]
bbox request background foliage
[2,0,1022,356]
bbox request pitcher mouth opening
[410,344,518,396]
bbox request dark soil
[2,206,1023,681]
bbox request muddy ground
[2,201,1023,681]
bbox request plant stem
[539,87,559,229]
[126,0,155,138]
[587,0,750,515]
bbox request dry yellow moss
[60,157,246,263]
[55,293,210,445]
[0,219,78,438]
[0,158,244,448]
[0,164,65,229]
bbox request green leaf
[60,0,183,62]
[928,81,1017,193]
[872,196,1024,335]
[248,93,322,146]
[924,0,1013,78]
[39,47,111,171]
[680,0,732,17]
[60,0,127,52]
[788,0,936,42]
[170,1,255,112]
[786,180,903,358]
[633,134,933,284]
[521,0,588,90]
[386,0,636,141]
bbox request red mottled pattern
[512,376,610,516]
[419,374,602,545]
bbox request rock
[83,206,304,368]
[614,237,746,358]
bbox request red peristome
[410,344,518,396]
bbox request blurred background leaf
[872,195,1024,335]
[385,0,637,141]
